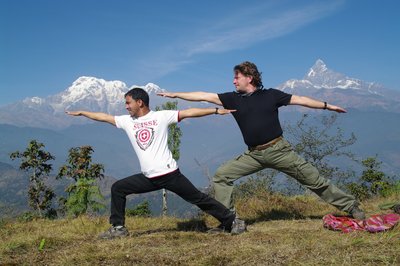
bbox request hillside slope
[1,195,399,265]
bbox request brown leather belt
[249,136,283,151]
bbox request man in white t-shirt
[66,87,246,239]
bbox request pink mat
[323,213,400,233]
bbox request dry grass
[1,194,399,265]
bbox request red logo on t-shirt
[135,128,155,150]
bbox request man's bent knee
[111,180,124,195]
[213,168,227,182]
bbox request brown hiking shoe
[350,206,366,220]
[230,217,247,235]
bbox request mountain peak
[302,59,351,88]
[277,59,387,93]
[128,83,166,95]
[68,76,127,93]
[144,83,165,94]
[23,96,45,105]
[307,59,328,77]
[59,76,128,108]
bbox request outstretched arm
[179,107,235,120]
[157,91,223,106]
[289,95,347,113]
[65,111,116,126]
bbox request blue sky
[1,0,399,106]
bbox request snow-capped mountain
[26,76,166,114]
[0,77,171,129]
[277,59,400,112]
[51,76,129,114]
[1,59,399,129]
[281,59,381,91]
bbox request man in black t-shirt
[158,61,366,228]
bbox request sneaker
[230,217,247,235]
[349,206,366,220]
[207,224,230,234]
[98,225,129,239]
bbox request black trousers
[110,169,235,228]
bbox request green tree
[126,200,151,217]
[284,114,357,193]
[10,140,56,218]
[347,156,394,200]
[57,146,105,216]
[156,101,182,160]
[156,101,183,215]
[233,169,278,200]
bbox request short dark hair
[234,61,263,88]
[125,88,149,107]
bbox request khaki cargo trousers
[213,137,357,212]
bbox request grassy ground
[1,194,399,265]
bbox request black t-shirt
[218,88,292,147]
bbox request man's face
[233,71,252,92]
[125,95,141,117]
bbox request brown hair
[234,61,263,88]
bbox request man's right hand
[157,92,176,98]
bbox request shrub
[17,211,38,222]
[347,156,396,200]
[233,169,276,200]
[126,201,151,217]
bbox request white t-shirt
[115,110,180,178]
